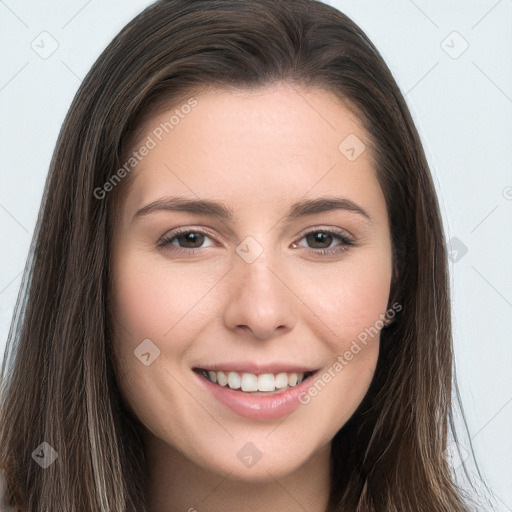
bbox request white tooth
[241,373,258,392]
[257,373,275,392]
[275,372,288,389]
[216,371,228,386]
[208,371,217,383]
[296,372,305,384]
[288,372,298,386]
[228,371,241,390]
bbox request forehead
[120,83,384,226]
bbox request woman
[0,0,490,510]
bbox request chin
[184,432,328,484]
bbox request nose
[222,250,299,341]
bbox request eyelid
[159,225,233,244]
[294,224,354,241]
[160,224,354,242]
[156,226,219,248]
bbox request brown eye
[157,229,215,253]
[305,231,335,249]
[292,229,356,256]
[172,232,205,248]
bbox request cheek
[109,251,186,398]
[295,257,389,431]
[296,248,392,350]
[111,249,214,343]
[109,249,223,402]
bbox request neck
[144,433,332,512]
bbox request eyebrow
[133,195,373,225]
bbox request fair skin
[111,83,393,512]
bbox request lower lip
[194,371,318,420]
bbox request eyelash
[156,227,356,257]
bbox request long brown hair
[0,0,489,510]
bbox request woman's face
[111,83,393,482]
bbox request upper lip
[193,362,318,375]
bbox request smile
[193,366,319,420]
[194,368,315,394]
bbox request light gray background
[1,0,511,509]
